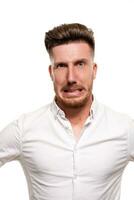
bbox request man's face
[49,41,97,109]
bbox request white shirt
[0,95,134,200]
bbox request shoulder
[98,101,133,129]
[17,103,52,131]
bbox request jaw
[55,90,91,109]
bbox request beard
[55,94,90,109]
[54,83,93,109]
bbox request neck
[56,94,93,126]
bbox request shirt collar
[50,94,99,120]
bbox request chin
[57,95,90,109]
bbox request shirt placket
[57,111,93,200]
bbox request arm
[0,116,23,167]
[128,118,134,162]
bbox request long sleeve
[128,118,134,162]
[0,116,23,167]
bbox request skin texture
[49,41,97,138]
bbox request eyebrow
[74,58,88,65]
[54,58,88,66]
[54,61,67,67]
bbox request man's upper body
[0,23,134,200]
[0,94,134,200]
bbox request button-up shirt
[0,95,134,200]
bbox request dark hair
[44,23,95,57]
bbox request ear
[93,63,97,79]
[49,65,54,81]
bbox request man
[0,23,134,200]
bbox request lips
[64,88,83,92]
[62,86,85,97]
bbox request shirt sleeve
[0,115,24,167]
[128,118,134,162]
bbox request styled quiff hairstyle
[44,23,95,57]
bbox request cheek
[80,72,92,83]
[53,75,66,88]
[87,69,95,80]
[80,74,94,90]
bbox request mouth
[62,87,85,98]
[64,88,83,92]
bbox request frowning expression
[49,41,97,109]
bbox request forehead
[50,41,93,63]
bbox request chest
[21,124,128,181]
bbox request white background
[0,0,134,199]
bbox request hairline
[48,39,94,60]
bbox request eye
[77,61,85,67]
[56,63,66,68]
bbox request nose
[67,65,76,84]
